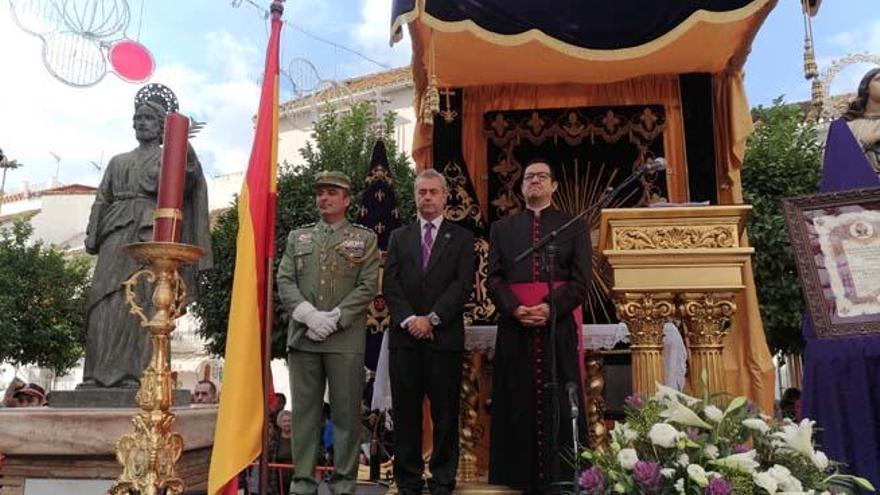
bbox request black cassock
[487,207,590,493]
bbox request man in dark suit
[383,168,475,495]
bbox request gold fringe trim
[390,1,420,45]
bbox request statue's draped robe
[83,145,211,387]
[802,119,880,486]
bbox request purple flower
[632,461,662,493]
[625,394,645,410]
[579,467,605,494]
[686,427,700,440]
[704,478,732,495]
[733,443,749,454]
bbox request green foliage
[0,219,91,375]
[741,97,822,356]
[193,102,414,358]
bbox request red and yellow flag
[207,3,283,494]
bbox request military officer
[277,170,379,495]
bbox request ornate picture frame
[783,187,880,339]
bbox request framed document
[783,187,880,339]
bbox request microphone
[566,381,579,419]
[644,156,668,173]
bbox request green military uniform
[277,171,379,495]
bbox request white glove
[306,307,341,342]
[293,301,323,330]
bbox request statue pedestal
[0,405,216,495]
[48,388,192,408]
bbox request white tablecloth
[370,323,687,411]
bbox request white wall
[208,172,244,211]
[29,193,94,248]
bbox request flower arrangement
[578,384,875,494]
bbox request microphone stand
[568,381,580,492]
[513,160,659,488]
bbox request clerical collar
[525,202,553,216]
[419,215,443,231]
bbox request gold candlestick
[109,241,203,495]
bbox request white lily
[654,382,700,406]
[768,465,803,492]
[772,418,817,458]
[687,464,709,487]
[742,418,771,434]
[648,423,681,448]
[660,399,713,429]
[703,405,724,423]
[754,471,779,493]
[711,450,760,473]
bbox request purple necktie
[421,222,434,272]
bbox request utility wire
[233,0,392,70]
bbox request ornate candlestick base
[110,242,203,495]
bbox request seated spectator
[270,410,294,495]
[780,387,802,421]
[2,377,26,407]
[12,383,46,407]
[192,380,218,404]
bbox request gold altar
[598,205,753,397]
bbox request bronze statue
[843,67,880,173]
[80,84,212,389]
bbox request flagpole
[260,254,275,495]
[261,3,283,494]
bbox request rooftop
[280,66,413,116]
[1,183,97,205]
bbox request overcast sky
[0,0,878,192]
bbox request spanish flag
[207,2,283,493]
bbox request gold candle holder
[109,241,203,495]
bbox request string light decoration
[8,0,154,87]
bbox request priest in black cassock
[487,158,589,494]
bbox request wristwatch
[427,312,441,326]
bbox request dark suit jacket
[383,220,475,351]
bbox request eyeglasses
[524,172,552,182]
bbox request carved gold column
[110,242,202,495]
[615,292,675,395]
[678,292,736,396]
[457,349,484,482]
[584,350,607,449]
